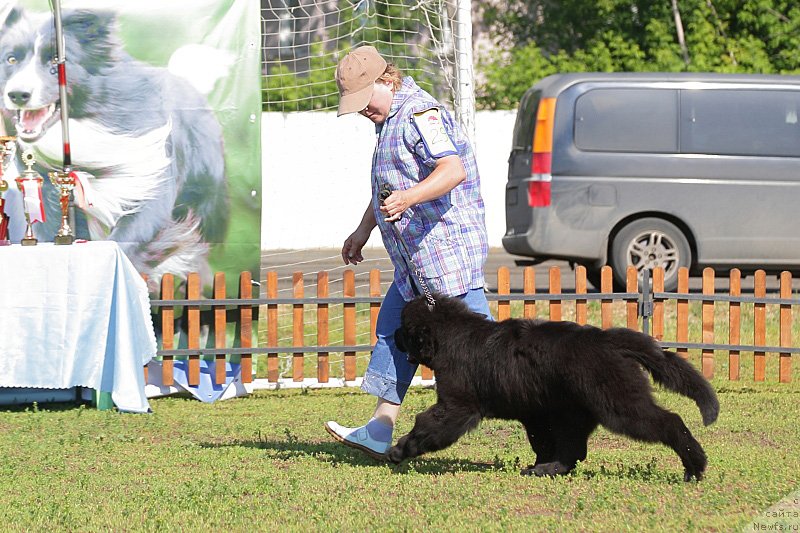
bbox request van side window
[575,89,678,153]
[680,89,800,158]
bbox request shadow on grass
[199,430,687,481]
[199,436,502,474]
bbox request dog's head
[394,294,490,367]
[393,296,439,366]
[0,6,32,131]
[0,8,118,142]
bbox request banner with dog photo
[0,0,262,297]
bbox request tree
[476,0,800,110]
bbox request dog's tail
[613,329,720,426]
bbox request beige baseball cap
[335,45,388,116]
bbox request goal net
[260,0,474,133]
[257,1,476,384]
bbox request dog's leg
[549,408,598,473]
[600,404,707,481]
[521,409,597,477]
[386,403,481,464]
[520,415,556,476]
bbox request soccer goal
[260,0,475,138]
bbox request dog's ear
[414,324,433,352]
[64,10,114,38]
[63,10,118,62]
[412,324,437,366]
[0,5,22,29]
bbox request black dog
[391,295,719,481]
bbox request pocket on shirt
[405,219,463,278]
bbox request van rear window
[512,89,540,151]
[575,89,678,153]
[680,89,800,158]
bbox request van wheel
[610,218,691,292]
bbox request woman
[324,46,490,459]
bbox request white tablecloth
[0,241,157,412]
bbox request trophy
[0,136,16,246]
[48,169,75,245]
[15,150,45,246]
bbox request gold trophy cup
[0,136,17,246]
[48,169,75,245]
[15,150,44,246]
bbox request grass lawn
[1,377,799,531]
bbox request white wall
[261,110,517,249]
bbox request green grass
[1,380,799,531]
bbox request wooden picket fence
[147,271,256,388]
[146,265,799,387]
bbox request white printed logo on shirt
[412,108,458,158]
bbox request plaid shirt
[371,77,488,301]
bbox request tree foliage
[476,0,800,109]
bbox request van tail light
[528,97,556,207]
[527,179,551,207]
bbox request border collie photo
[392,295,720,481]
[0,5,228,290]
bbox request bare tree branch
[671,0,690,66]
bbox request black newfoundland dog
[391,295,719,481]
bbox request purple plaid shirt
[371,77,488,301]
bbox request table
[0,241,156,412]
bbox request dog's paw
[520,461,571,477]
[683,468,704,482]
[386,445,405,464]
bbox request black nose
[8,91,31,105]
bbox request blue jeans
[360,282,492,404]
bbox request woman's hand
[342,226,371,265]
[379,156,465,222]
[380,189,413,222]
[342,202,378,264]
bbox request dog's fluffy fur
[0,7,228,289]
[392,295,719,481]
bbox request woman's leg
[325,282,411,458]
[373,398,401,427]
[460,287,492,320]
[360,282,419,405]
